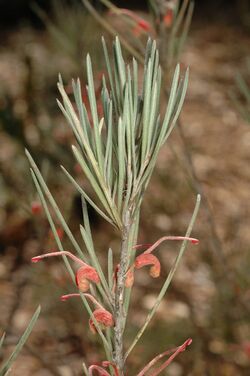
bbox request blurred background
[0,0,250,375]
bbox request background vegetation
[0,0,250,375]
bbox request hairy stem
[113,210,132,374]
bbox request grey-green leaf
[0,306,40,376]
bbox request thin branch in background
[81,0,144,64]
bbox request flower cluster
[31,234,198,336]
[32,251,114,333]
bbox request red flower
[125,254,160,287]
[137,338,192,376]
[48,227,64,240]
[101,362,119,376]
[137,18,151,31]
[31,201,42,215]
[125,266,134,288]
[110,8,151,35]
[76,265,100,292]
[135,253,161,278]
[88,365,110,376]
[125,235,199,287]
[134,236,199,254]
[56,228,64,240]
[31,250,100,292]
[88,362,119,376]
[164,9,174,28]
[89,308,114,334]
[61,293,114,334]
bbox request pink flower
[88,365,110,376]
[125,235,199,287]
[88,361,119,376]
[101,361,119,376]
[135,253,161,278]
[125,266,134,288]
[31,250,100,292]
[134,236,199,254]
[76,265,100,292]
[89,308,114,334]
[137,338,192,376]
[61,293,114,334]
[125,254,160,287]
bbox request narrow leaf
[0,306,40,376]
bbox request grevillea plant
[27,38,200,375]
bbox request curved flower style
[88,365,111,376]
[134,236,199,254]
[137,338,192,376]
[126,236,199,287]
[31,251,100,292]
[86,339,192,376]
[88,361,119,376]
[61,293,114,334]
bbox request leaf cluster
[57,37,188,230]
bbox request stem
[113,210,132,374]
[81,0,144,64]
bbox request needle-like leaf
[0,306,40,376]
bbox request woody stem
[113,210,132,374]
